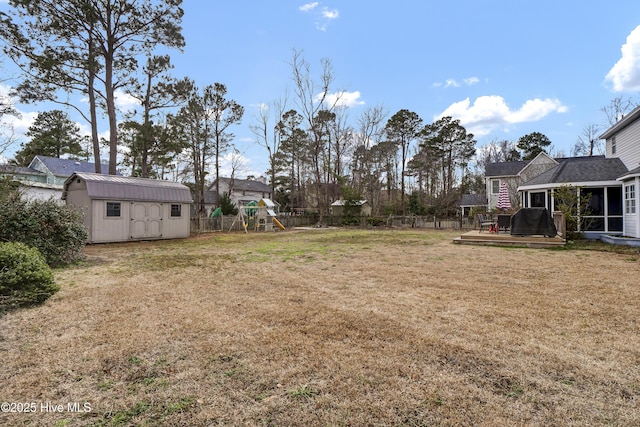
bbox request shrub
[0,191,87,267]
[366,217,386,227]
[0,242,58,309]
[219,192,238,215]
[554,184,592,240]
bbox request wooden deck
[453,230,566,248]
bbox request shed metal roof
[62,172,193,203]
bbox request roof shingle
[522,157,628,186]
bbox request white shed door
[130,202,163,239]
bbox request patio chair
[477,213,495,233]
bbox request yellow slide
[272,217,285,230]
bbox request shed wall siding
[162,203,190,238]
[91,200,130,243]
[64,182,93,242]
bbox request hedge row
[0,180,88,310]
[0,188,87,267]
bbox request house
[517,156,627,236]
[484,103,640,239]
[485,153,557,210]
[28,155,115,185]
[599,105,640,238]
[0,155,115,201]
[330,200,373,216]
[0,164,61,200]
[205,176,272,214]
[62,172,192,243]
[459,193,487,218]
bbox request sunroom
[517,156,628,238]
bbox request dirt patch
[1,229,639,426]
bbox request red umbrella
[496,181,511,211]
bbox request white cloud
[0,82,38,142]
[315,90,365,108]
[437,95,567,136]
[606,25,640,91]
[321,7,339,19]
[445,79,459,88]
[299,2,339,31]
[433,77,480,89]
[214,151,264,180]
[115,89,140,112]
[299,2,318,12]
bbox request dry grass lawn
[1,229,639,426]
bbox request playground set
[212,198,285,233]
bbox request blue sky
[4,1,640,178]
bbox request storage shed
[62,172,193,243]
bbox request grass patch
[289,384,315,399]
[2,228,639,426]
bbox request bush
[366,217,386,227]
[0,242,58,309]
[0,191,87,267]
[219,192,239,215]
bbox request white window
[611,136,617,155]
[491,180,500,194]
[170,204,182,217]
[625,184,636,214]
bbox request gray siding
[607,120,640,170]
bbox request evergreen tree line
[1,2,635,218]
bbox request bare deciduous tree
[251,97,288,196]
[290,49,342,221]
[573,123,602,157]
[601,96,637,126]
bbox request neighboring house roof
[485,161,530,177]
[521,156,628,187]
[0,164,46,177]
[62,172,192,203]
[31,155,115,176]
[599,104,640,140]
[212,177,271,193]
[204,190,218,205]
[460,194,487,206]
